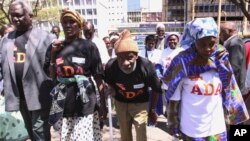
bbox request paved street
[51,114,175,141]
[101,114,175,141]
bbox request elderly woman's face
[195,36,217,58]
[61,16,80,39]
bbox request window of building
[80,0,85,5]
[93,0,96,4]
[195,6,199,12]
[204,6,209,12]
[75,0,80,5]
[82,9,85,15]
[87,19,93,23]
[87,9,93,15]
[76,9,81,14]
[213,5,218,12]
[231,5,236,11]
[94,19,97,25]
[222,4,232,12]
[86,0,92,5]
[93,9,97,15]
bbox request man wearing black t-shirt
[104,30,161,141]
[0,1,55,140]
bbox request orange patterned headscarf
[60,8,84,30]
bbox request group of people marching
[0,1,249,141]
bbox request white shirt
[92,36,110,65]
[155,38,165,50]
[160,47,184,89]
[170,70,226,138]
[110,48,116,59]
[138,49,162,65]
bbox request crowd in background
[0,0,250,141]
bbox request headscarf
[163,17,249,124]
[180,17,218,49]
[60,8,85,30]
[164,32,180,48]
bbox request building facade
[164,0,250,32]
[107,0,128,24]
[58,0,109,37]
[127,0,162,23]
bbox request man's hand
[98,103,108,120]
[104,84,116,97]
[148,109,158,125]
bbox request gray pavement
[51,114,175,141]
[51,115,174,141]
[101,114,175,141]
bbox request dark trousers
[19,100,51,141]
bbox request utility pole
[192,0,196,20]
[162,0,167,21]
[217,0,222,35]
[243,1,249,35]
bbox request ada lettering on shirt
[189,74,222,96]
[116,83,145,99]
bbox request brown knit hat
[115,29,139,54]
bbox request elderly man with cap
[104,29,161,141]
[163,17,249,140]
[155,23,166,50]
[48,8,107,141]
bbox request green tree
[0,0,61,27]
[34,6,61,25]
[0,0,13,26]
